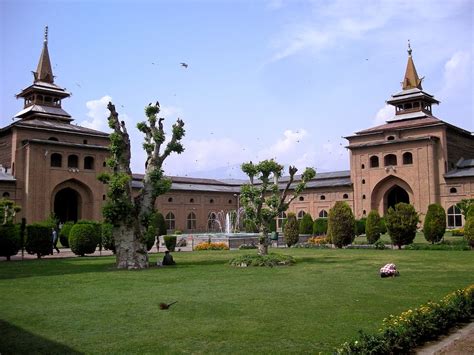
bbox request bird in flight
[180,62,188,68]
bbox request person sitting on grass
[162,251,176,266]
[380,263,399,278]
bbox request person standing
[52,228,60,254]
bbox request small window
[102,195,106,201]
[319,210,328,218]
[387,136,395,141]
[403,152,413,165]
[2,192,10,198]
[299,196,304,201]
[51,153,62,167]
[84,156,94,170]
[103,161,107,167]
[165,212,175,230]
[83,140,88,144]
[384,154,397,166]
[187,212,197,230]
[68,154,79,168]
[320,195,326,200]
[190,198,194,203]
[370,156,379,168]
[168,197,173,203]
[447,205,462,228]
[209,199,214,204]
[228,199,233,204]
[297,210,306,220]
[343,193,348,199]
[362,179,365,184]
[361,164,365,169]
[449,187,457,194]
[362,195,366,199]
[48,137,59,141]
[363,210,367,215]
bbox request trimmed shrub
[355,218,366,236]
[283,212,299,247]
[313,218,328,236]
[365,210,382,244]
[328,201,356,248]
[69,223,100,256]
[194,242,229,250]
[299,213,313,235]
[101,223,115,253]
[374,240,386,250]
[423,204,446,244]
[229,253,295,267]
[59,221,74,247]
[0,223,20,260]
[385,202,419,249]
[163,235,177,251]
[25,224,51,258]
[464,214,474,248]
[451,228,464,236]
[379,217,387,234]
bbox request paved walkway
[416,322,474,355]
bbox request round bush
[59,221,74,247]
[69,223,100,256]
[386,203,419,249]
[0,224,20,260]
[101,223,115,253]
[163,235,177,252]
[299,213,313,235]
[423,204,446,244]
[25,224,52,258]
[365,210,382,244]
[313,218,328,236]
[283,212,299,247]
[328,201,355,248]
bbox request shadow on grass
[0,319,83,354]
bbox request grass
[0,248,473,354]
[353,231,463,245]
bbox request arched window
[168,197,173,203]
[449,187,457,194]
[276,212,287,232]
[187,212,196,230]
[403,152,413,165]
[2,192,10,198]
[165,212,175,230]
[361,164,365,169]
[209,199,214,204]
[319,210,328,218]
[387,136,395,141]
[362,179,366,184]
[297,210,306,220]
[343,193,349,199]
[207,212,217,231]
[370,156,379,168]
[299,196,304,201]
[228,199,233,204]
[68,154,79,168]
[50,153,62,167]
[320,195,326,200]
[84,156,94,170]
[447,205,462,228]
[384,154,397,166]
[190,198,195,203]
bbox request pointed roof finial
[34,26,54,83]
[402,40,422,90]
[407,39,412,56]
[44,25,48,43]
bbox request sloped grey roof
[15,105,71,119]
[445,158,474,178]
[12,119,109,137]
[0,169,15,182]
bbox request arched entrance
[386,185,409,210]
[54,188,81,223]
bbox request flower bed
[194,242,229,251]
[336,285,474,354]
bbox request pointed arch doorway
[54,188,80,223]
[371,176,414,215]
[386,185,410,210]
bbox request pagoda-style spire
[402,40,423,90]
[33,26,54,83]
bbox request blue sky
[1,0,472,178]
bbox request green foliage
[405,239,470,251]
[238,243,258,250]
[451,228,464,236]
[69,223,100,256]
[25,224,51,258]
[379,217,387,234]
[283,212,300,247]
[244,219,259,233]
[423,204,447,244]
[59,221,74,247]
[456,198,474,217]
[101,223,115,253]
[0,198,21,224]
[312,218,328,236]
[328,202,356,248]
[155,213,167,236]
[464,214,474,248]
[229,253,295,267]
[355,218,366,236]
[385,203,419,249]
[142,212,161,251]
[0,223,20,260]
[298,213,313,235]
[374,240,386,250]
[365,210,382,244]
[335,285,474,354]
[163,235,177,252]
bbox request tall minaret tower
[14,26,72,122]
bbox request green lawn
[353,231,463,245]
[1,249,472,354]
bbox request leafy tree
[0,198,21,225]
[284,212,299,247]
[327,201,355,248]
[313,218,328,236]
[365,210,382,244]
[464,210,474,248]
[299,213,313,235]
[240,160,315,255]
[456,199,474,218]
[385,203,419,249]
[99,102,185,269]
[423,204,446,244]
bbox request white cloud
[266,0,285,10]
[373,104,393,125]
[440,51,471,95]
[80,95,113,132]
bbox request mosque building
[1,30,473,231]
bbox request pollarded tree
[423,204,446,244]
[99,102,185,269]
[240,160,315,255]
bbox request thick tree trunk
[114,225,148,269]
[258,232,269,256]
